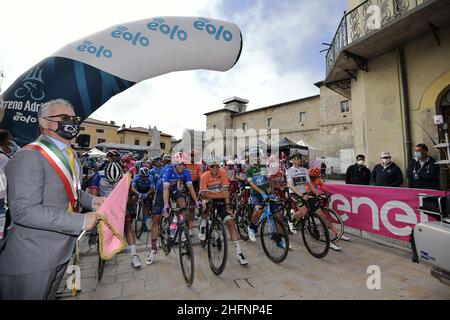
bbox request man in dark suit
[0,99,104,299]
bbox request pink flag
[97,173,131,260]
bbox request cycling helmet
[206,155,220,166]
[226,160,235,166]
[146,159,154,165]
[105,162,123,183]
[308,167,321,178]
[135,161,144,171]
[172,152,188,165]
[127,152,134,158]
[139,167,150,176]
[289,152,302,160]
[107,149,120,158]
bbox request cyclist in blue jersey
[145,152,201,266]
[90,163,142,269]
[130,167,155,217]
[150,156,163,182]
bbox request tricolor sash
[24,138,80,211]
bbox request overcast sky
[0,0,345,139]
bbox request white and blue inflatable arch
[0,17,243,146]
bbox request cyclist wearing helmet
[268,154,287,200]
[246,148,285,247]
[184,149,203,234]
[99,149,121,171]
[225,159,239,195]
[146,152,201,266]
[146,159,154,170]
[90,163,142,268]
[286,154,341,250]
[130,167,155,210]
[122,154,136,172]
[199,155,248,266]
[90,162,123,197]
[128,160,144,177]
[306,167,328,194]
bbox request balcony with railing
[324,0,450,98]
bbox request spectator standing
[345,154,371,185]
[407,143,440,190]
[371,151,403,187]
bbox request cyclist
[245,148,286,248]
[184,149,203,235]
[199,155,248,266]
[286,154,341,251]
[225,159,239,195]
[162,155,171,168]
[99,149,121,171]
[145,152,201,265]
[128,160,145,177]
[150,156,164,182]
[90,162,142,269]
[306,167,351,245]
[122,154,136,172]
[146,159,154,170]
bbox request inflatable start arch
[0,16,243,146]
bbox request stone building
[204,83,354,165]
[75,118,120,149]
[117,125,172,155]
[324,0,450,187]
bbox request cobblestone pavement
[59,224,450,300]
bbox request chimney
[110,121,116,126]
[223,97,249,113]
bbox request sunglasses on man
[45,114,81,122]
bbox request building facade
[325,0,450,187]
[117,125,172,155]
[204,83,354,167]
[76,118,120,149]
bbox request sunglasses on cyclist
[45,114,81,122]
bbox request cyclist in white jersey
[285,153,341,251]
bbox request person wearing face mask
[407,143,440,190]
[0,99,105,299]
[371,151,403,187]
[345,155,371,185]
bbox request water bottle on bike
[169,214,178,239]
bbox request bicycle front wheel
[322,207,344,243]
[178,226,195,287]
[260,215,289,264]
[301,213,330,259]
[207,218,228,275]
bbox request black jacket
[345,164,371,185]
[371,162,403,187]
[407,156,440,190]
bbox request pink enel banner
[326,184,446,242]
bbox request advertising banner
[326,184,446,241]
[0,16,243,146]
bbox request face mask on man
[415,151,422,160]
[357,160,365,166]
[45,116,81,140]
